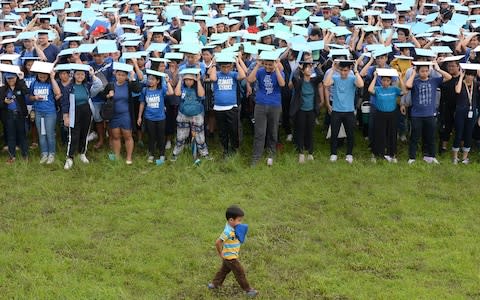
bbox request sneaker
[298,154,305,164]
[286,134,293,142]
[170,155,177,162]
[400,135,407,142]
[423,156,433,164]
[329,154,338,162]
[202,155,213,161]
[390,158,398,164]
[384,155,392,162]
[407,159,416,165]
[165,140,172,150]
[307,154,314,161]
[126,160,133,165]
[39,154,48,164]
[345,155,353,164]
[6,157,15,164]
[79,154,89,164]
[46,154,55,164]
[147,156,154,163]
[87,131,98,142]
[267,158,273,166]
[207,283,216,290]
[246,289,258,297]
[453,158,459,165]
[64,158,73,170]
[371,156,377,163]
[431,158,440,165]
[462,158,470,165]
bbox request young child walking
[208,205,258,297]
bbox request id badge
[468,111,473,119]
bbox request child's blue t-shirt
[213,71,238,107]
[331,74,356,112]
[30,80,56,114]
[139,86,167,121]
[374,86,402,112]
[411,77,443,117]
[255,67,284,107]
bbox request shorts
[109,112,132,130]
[92,102,103,122]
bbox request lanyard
[465,81,474,110]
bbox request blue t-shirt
[43,44,60,63]
[300,81,315,111]
[139,86,167,121]
[255,67,284,107]
[366,66,398,105]
[30,80,56,113]
[213,71,238,107]
[6,89,16,111]
[411,77,443,117]
[374,86,401,112]
[331,74,356,112]
[113,82,130,114]
[73,84,89,106]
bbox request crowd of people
[0,0,480,169]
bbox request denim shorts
[92,102,103,122]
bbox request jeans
[452,109,477,152]
[6,111,28,158]
[145,119,166,157]
[35,111,57,156]
[330,111,355,155]
[252,104,282,162]
[215,107,240,154]
[409,116,436,159]
[294,110,316,154]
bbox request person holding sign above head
[101,62,143,165]
[29,61,62,164]
[137,70,174,164]
[0,69,29,164]
[323,60,364,164]
[247,51,285,167]
[171,68,210,161]
[403,61,452,165]
[368,69,406,163]
[60,65,104,170]
[452,64,480,164]
[209,54,247,157]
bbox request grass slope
[0,124,479,299]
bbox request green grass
[0,123,479,299]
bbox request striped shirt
[219,223,241,260]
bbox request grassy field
[0,123,479,299]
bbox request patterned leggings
[173,112,209,157]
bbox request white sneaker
[453,158,459,165]
[400,135,407,142]
[159,156,165,161]
[307,154,314,161]
[390,158,398,164]
[407,159,416,165]
[462,158,470,165]
[165,140,172,150]
[286,134,293,142]
[266,158,273,166]
[147,156,154,163]
[87,131,98,142]
[345,155,353,164]
[329,154,338,162]
[298,154,305,164]
[46,154,55,164]
[371,156,377,163]
[39,154,48,164]
[79,154,89,164]
[431,158,440,164]
[64,158,73,170]
[384,155,392,162]
[423,156,433,163]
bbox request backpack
[100,98,114,121]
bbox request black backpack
[100,98,114,121]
